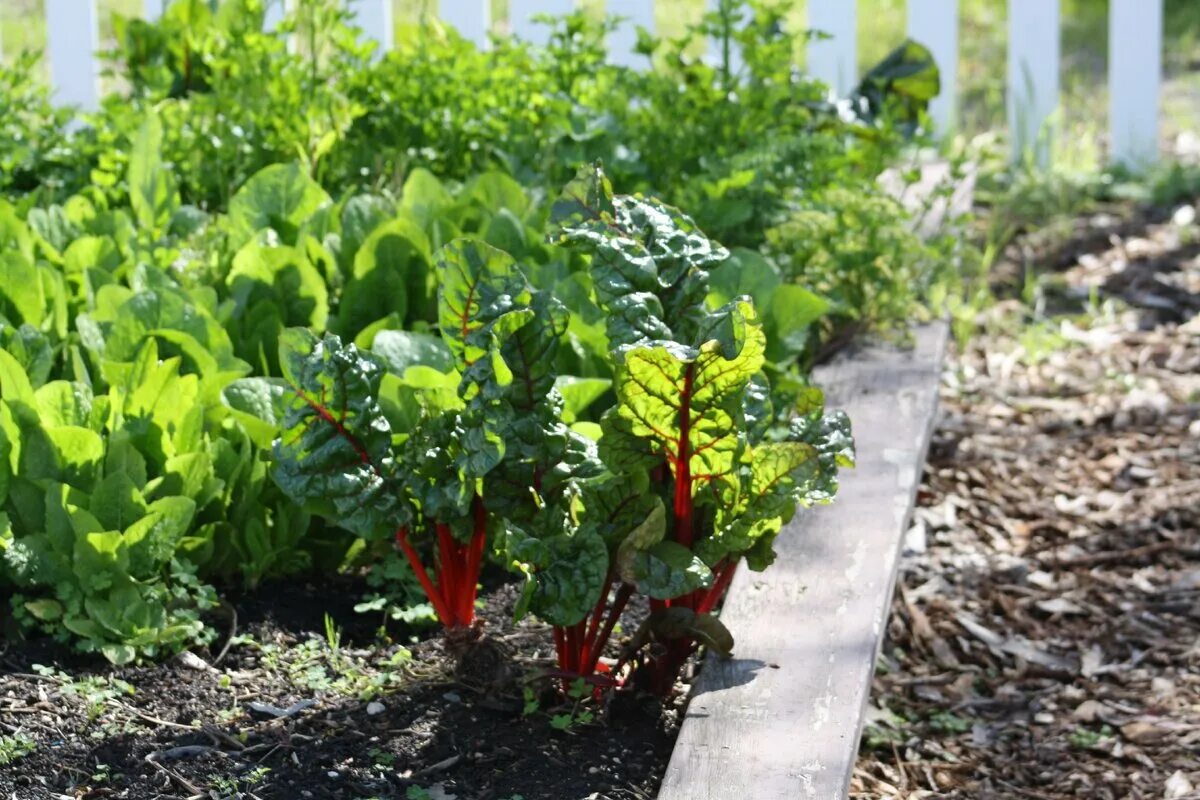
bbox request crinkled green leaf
[123,497,196,579]
[506,519,608,627]
[272,329,406,540]
[221,377,287,448]
[702,440,820,569]
[435,238,533,374]
[616,301,765,504]
[624,541,712,599]
[370,330,454,376]
[227,242,330,371]
[644,606,734,657]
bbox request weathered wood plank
[658,321,948,800]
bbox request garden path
[851,202,1200,799]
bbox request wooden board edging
[657,321,948,800]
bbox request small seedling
[0,734,36,766]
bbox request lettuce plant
[517,165,855,693]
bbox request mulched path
[851,203,1200,799]
[0,578,684,799]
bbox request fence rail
[8,0,1166,167]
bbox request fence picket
[1007,0,1059,164]
[907,0,957,135]
[1109,0,1161,167]
[608,0,654,69]
[264,0,287,31]
[439,0,491,49]
[144,0,167,21]
[46,0,100,111]
[509,0,574,45]
[807,0,857,96]
[348,0,393,55]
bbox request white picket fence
[14,0,1166,167]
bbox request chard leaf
[551,163,730,352]
[645,607,735,658]
[615,301,765,504]
[701,440,820,569]
[506,519,608,627]
[577,471,660,549]
[498,290,567,411]
[435,238,533,374]
[549,162,616,227]
[624,541,712,600]
[789,405,855,507]
[273,329,406,540]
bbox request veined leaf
[435,238,532,373]
[616,301,765,503]
[273,329,406,540]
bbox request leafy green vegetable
[542,165,854,693]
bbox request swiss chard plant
[507,164,855,694]
[271,235,596,646]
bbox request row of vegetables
[0,0,969,687]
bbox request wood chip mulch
[851,204,1200,799]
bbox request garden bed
[1,321,949,800]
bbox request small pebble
[443,691,462,703]
[588,766,600,775]
[327,770,340,779]
[1033,712,1054,725]
[366,701,385,715]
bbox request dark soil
[0,578,687,800]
